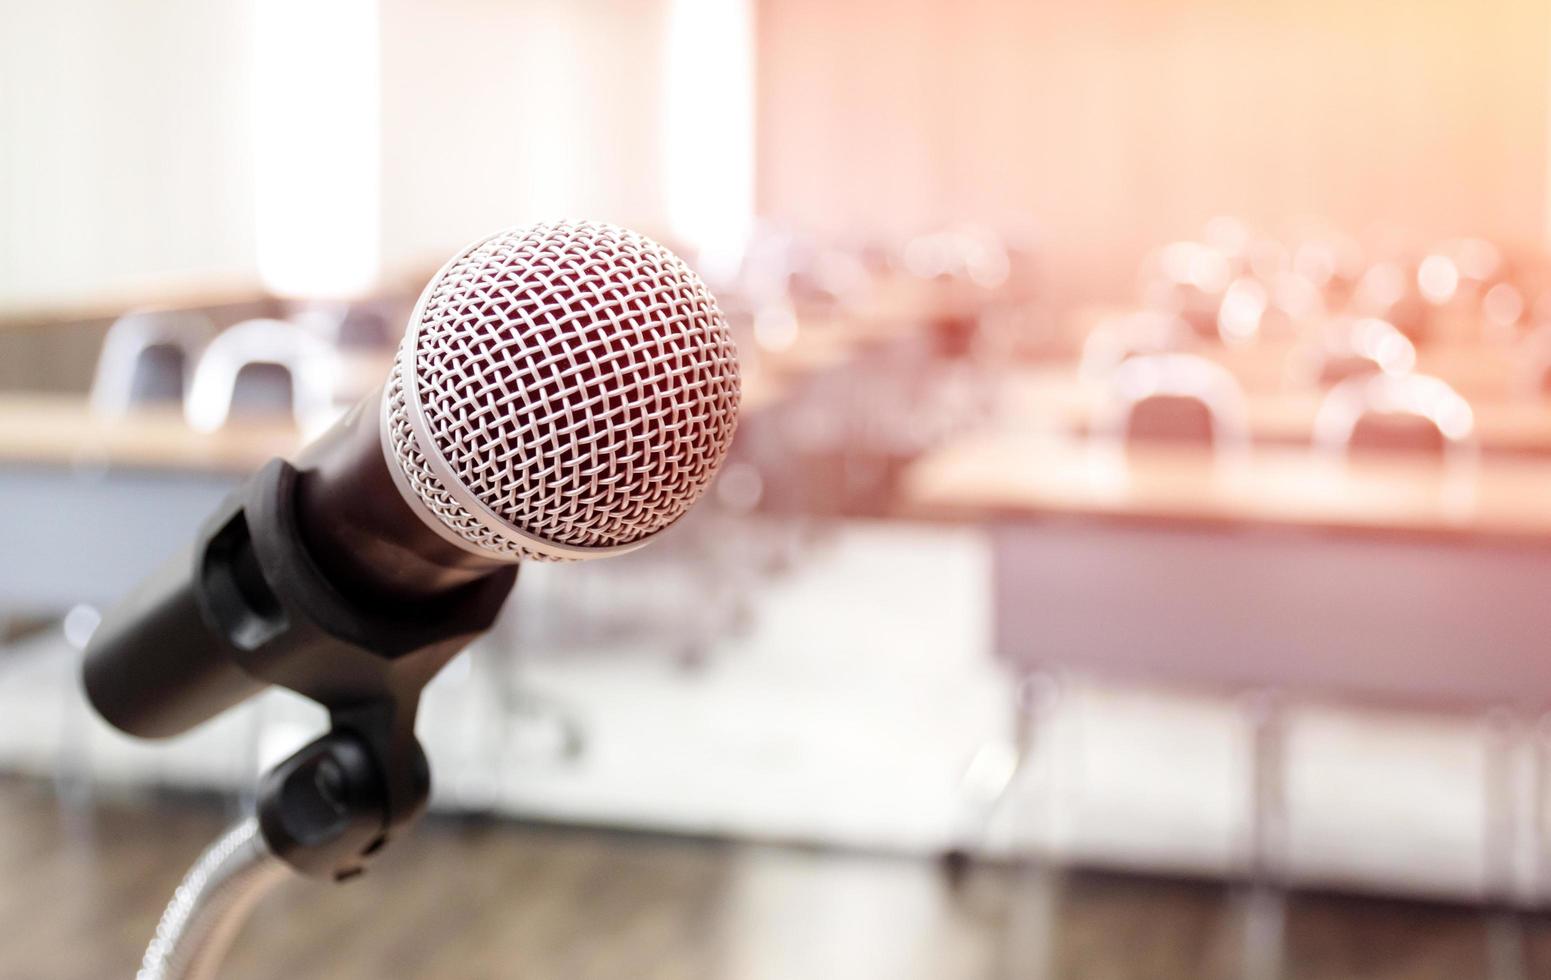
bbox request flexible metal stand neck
[137,819,289,980]
[136,718,434,979]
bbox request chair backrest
[90,310,215,416]
[902,225,1010,288]
[288,302,397,350]
[1312,372,1477,464]
[1079,311,1193,381]
[185,319,341,435]
[1291,316,1416,388]
[1515,323,1551,398]
[1215,275,1271,344]
[1094,353,1250,453]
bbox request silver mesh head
[383,221,741,561]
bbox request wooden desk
[1003,368,1551,456]
[901,433,1551,542]
[0,397,303,611]
[0,395,301,473]
[898,434,1551,707]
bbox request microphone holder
[133,457,519,978]
[136,727,419,980]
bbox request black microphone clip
[85,457,518,879]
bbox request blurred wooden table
[898,434,1551,707]
[0,394,301,473]
[0,397,297,610]
[902,433,1551,541]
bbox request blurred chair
[844,331,945,512]
[737,226,875,316]
[335,304,396,349]
[1093,353,1251,453]
[1313,373,1477,463]
[1078,311,1193,382]
[1139,240,1233,340]
[902,225,1012,290]
[289,301,397,350]
[1480,281,1527,344]
[1514,324,1551,398]
[1216,276,1272,345]
[469,477,769,787]
[1412,241,1512,346]
[89,309,215,415]
[185,318,342,436]
[794,246,873,314]
[1288,316,1416,389]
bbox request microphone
[84,221,742,739]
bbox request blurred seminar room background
[11,0,1551,978]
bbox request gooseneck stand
[137,818,287,980]
[104,458,519,979]
[137,725,420,980]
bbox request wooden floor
[2,778,1549,979]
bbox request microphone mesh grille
[386,221,741,559]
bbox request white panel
[0,0,257,306]
[992,520,1551,707]
[251,0,380,298]
[666,0,755,277]
[377,0,674,274]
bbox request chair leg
[997,858,1063,980]
[479,605,586,772]
[1486,912,1528,980]
[942,668,1058,887]
[1242,883,1286,980]
[1534,715,1551,907]
[954,671,1063,980]
[1484,709,1529,980]
[53,605,102,816]
[1240,690,1286,980]
[53,672,96,815]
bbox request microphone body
[83,396,515,739]
[83,221,741,741]
[291,392,508,604]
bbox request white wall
[757,0,1551,307]
[377,0,676,274]
[0,0,258,308]
[0,0,683,309]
